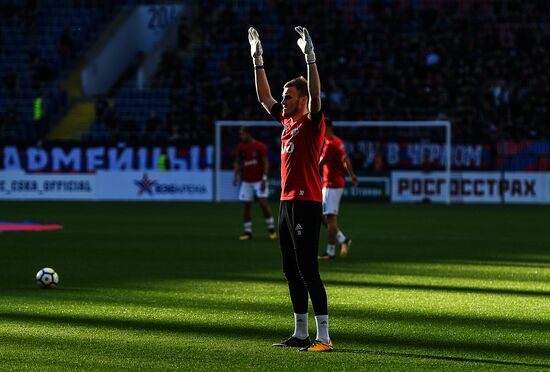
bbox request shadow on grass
[443,258,550,269]
[199,273,550,298]
[334,307,550,334]
[217,273,550,298]
[4,288,550,336]
[337,349,550,369]
[328,279,550,298]
[328,259,550,281]
[2,311,550,366]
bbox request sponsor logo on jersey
[282,142,295,154]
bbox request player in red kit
[248,26,333,352]
[233,126,277,240]
[318,118,359,259]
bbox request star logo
[134,173,157,196]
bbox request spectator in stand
[104,109,119,135]
[95,95,109,124]
[58,27,75,64]
[143,111,162,142]
[146,111,161,133]
[2,69,17,98]
[21,0,37,31]
[157,47,184,87]
[74,1,550,146]
[30,56,55,91]
[168,123,181,143]
[1,1,18,27]
[120,114,139,142]
[4,104,18,136]
[177,15,190,50]
[28,40,40,63]
[33,91,46,137]
[0,112,5,136]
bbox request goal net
[215,120,452,204]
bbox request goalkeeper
[248,26,333,352]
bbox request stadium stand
[2,0,550,147]
[0,0,114,143]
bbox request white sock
[326,244,336,256]
[265,217,274,230]
[315,315,330,343]
[244,221,252,233]
[292,313,308,339]
[336,230,346,244]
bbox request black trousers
[279,200,328,315]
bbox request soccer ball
[36,267,59,288]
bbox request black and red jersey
[271,104,325,202]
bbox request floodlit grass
[1,202,549,371]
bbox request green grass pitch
[1,201,549,371]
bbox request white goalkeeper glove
[295,26,315,64]
[248,27,264,67]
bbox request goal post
[215,120,452,204]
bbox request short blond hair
[283,76,308,97]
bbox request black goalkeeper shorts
[279,200,327,315]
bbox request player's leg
[258,197,277,239]
[254,181,277,239]
[240,201,253,240]
[336,228,352,257]
[272,201,310,348]
[238,182,254,240]
[321,187,328,229]
[289,201,332,351]
[331,188,351,256]
[327,187,351,256]
[319,214,338,259]
[319,188,342,259]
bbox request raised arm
[295,26,321,114]
[248,27,277,113]
[307,62,321,114]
